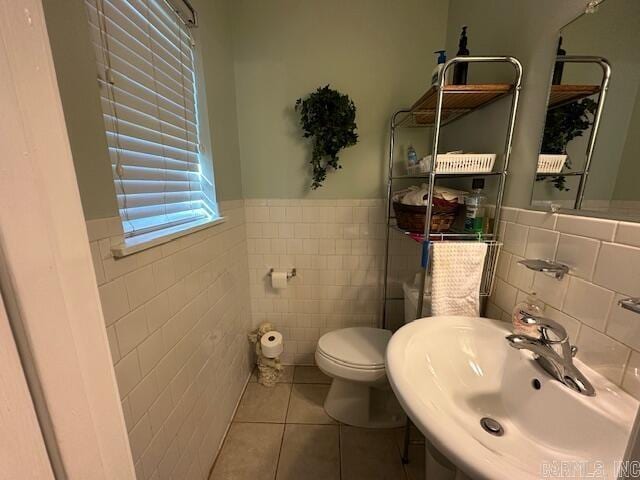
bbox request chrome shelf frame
[530,57,611,215]
[390,172,503,181]
[389,225,498,242]
[381,56,524,331]
[383,57,523,466]
[535,171,586,177]
[555,56,610,211]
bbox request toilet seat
[316,349,386,371]
[317,327,390,368]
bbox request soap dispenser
[431,50,447,86]
[512,293,544,337]
[452,26,469,85]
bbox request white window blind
[85,0,215,237]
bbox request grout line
[273,367,295,479]
[232,420,337,426]
[232,420,340,426]
[292,382,332,385]
[338,423,343,480]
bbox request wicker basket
[393,198,460,233]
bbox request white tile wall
[87,200,252,480]
[245,199,421,364]
[488,207,640,399]
[87,199,640,472]
[616,222,640,248]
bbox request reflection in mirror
[531,0,640,220]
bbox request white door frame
[0,1,135,478]
[0,287,54,479]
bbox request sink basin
[386,316,639,480]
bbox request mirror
[531,0,640,220]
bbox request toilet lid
[317,327,391,368]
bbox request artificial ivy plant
[295,85,358,189]
[537,97,597,191]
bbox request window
[85,0,216,238]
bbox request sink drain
[480,417,504,436]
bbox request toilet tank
[403,281,431,324]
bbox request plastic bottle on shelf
[431,50,447,86]
[407,145,418,167]
[512,293,544,337]
[463,178,486,233]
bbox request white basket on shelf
[407,153,496,175]
[537,154,567,174]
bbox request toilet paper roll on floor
[271,271,288,289]
[260,331,283,358]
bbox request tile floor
[209,366,425,480]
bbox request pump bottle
[431,50,447,86]
[452,26,470,85]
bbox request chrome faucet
[506,311,595,396]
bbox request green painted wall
[42,0,244,220]
[192,0,243,202]
[230,0,450,199]
[42,0,118,220]
[46,0,615,212]
[613,88,640,201]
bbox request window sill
[111,216,226,258]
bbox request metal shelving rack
[381,56,524,330]
[382,56,523,466]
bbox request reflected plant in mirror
[538,97,597,191]
[531,0,640,220]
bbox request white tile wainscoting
[85,198,640,478]
[245,199,422,365]
[86,200,253,480]
[488,207,640,400]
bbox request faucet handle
[519,311,568,343]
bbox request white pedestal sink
[386,316,639,480]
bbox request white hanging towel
[431,241,488,317]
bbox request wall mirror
[531,0,640,221]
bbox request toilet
[315,281,430,428]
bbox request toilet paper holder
[268,268,296,280]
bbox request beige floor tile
[286,384,336,424]
[250,365,295,383]
[234,383,291,423]
[293,365,332,384]
[341,426,407,480]
[276,424,340,480]
[210,423,284,480]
